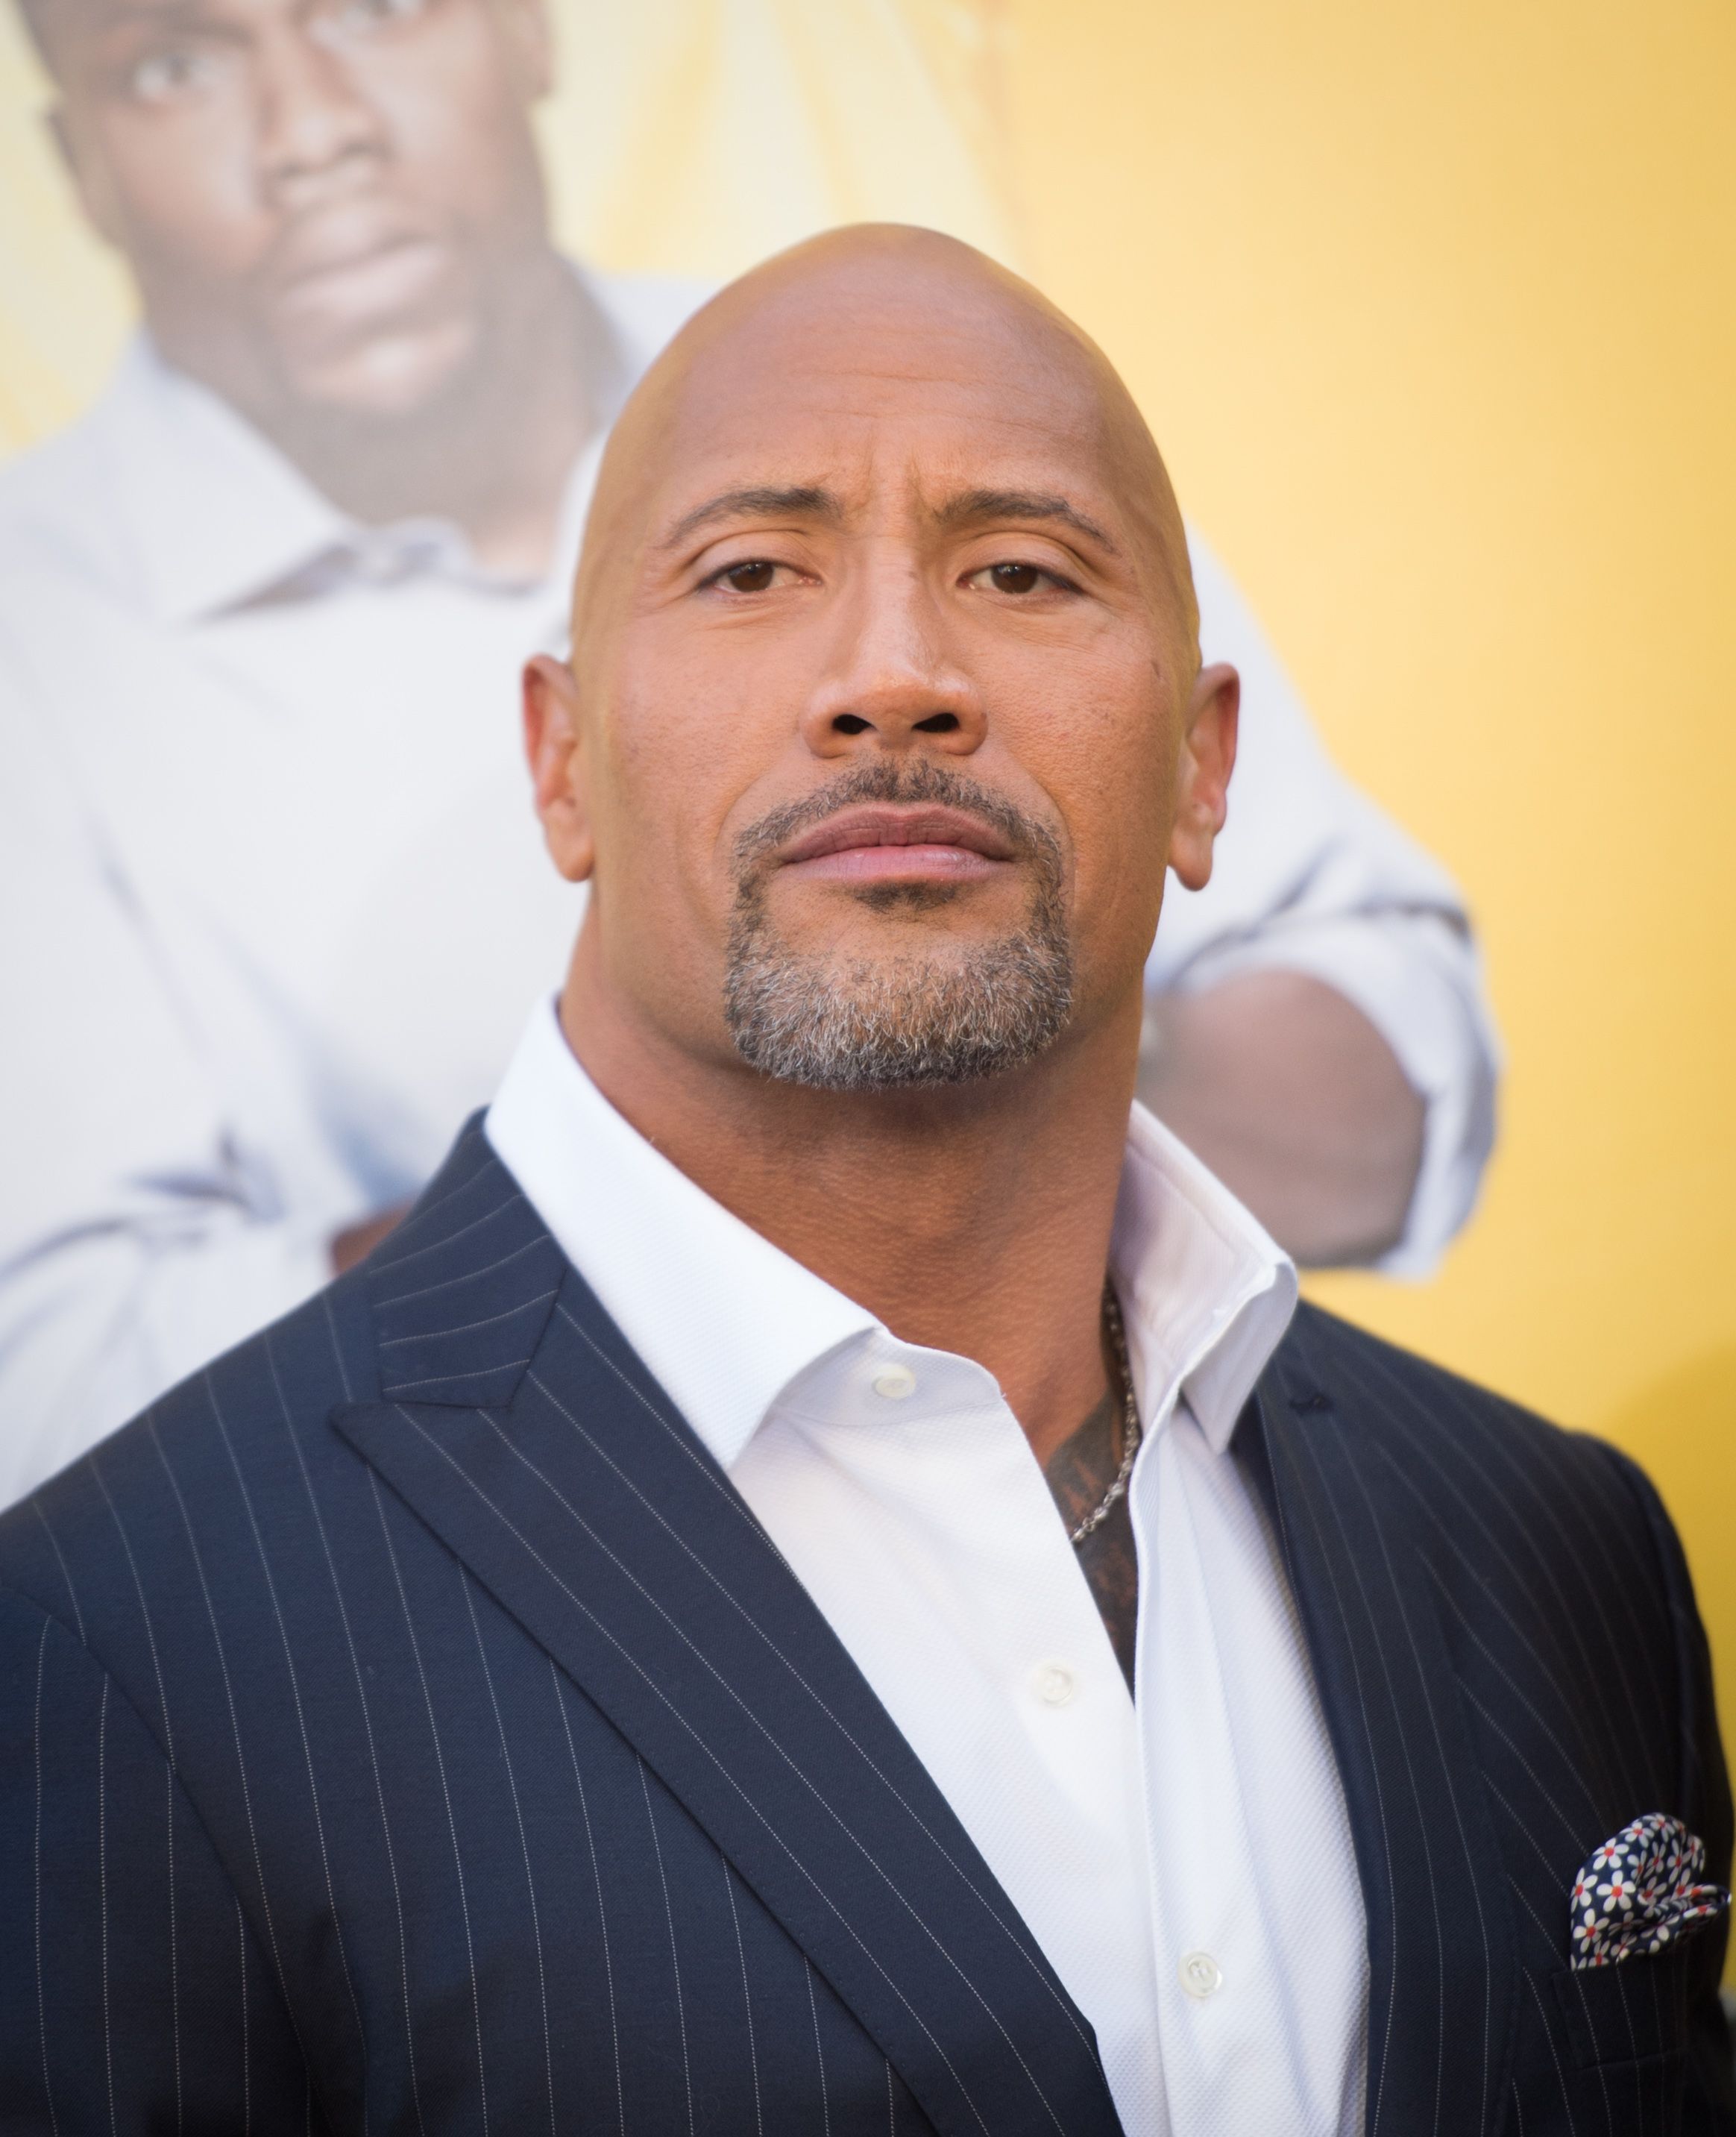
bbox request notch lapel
[1239,1323,1520,2137]
[334,1136,1120,2137]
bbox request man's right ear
[523,654,595,883]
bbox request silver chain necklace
[1069,1281,1142,1546]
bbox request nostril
[831,714,872,735]
[913,713,960,733]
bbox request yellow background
[3,0,1733,1866]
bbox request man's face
[40,0,553,415]
[534,248,1235,1092]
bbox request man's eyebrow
[934,489,1120,556]
[658,486,843,552]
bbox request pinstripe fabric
[0,1122,1115,2136]
[1246,1311,1735,2137]
[0,1116,1729,2135]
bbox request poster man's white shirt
[0,267,1495,1506]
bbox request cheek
[610,619,801,809]
[593,678,741,942]
[989,640,1177,959]
[95,114,269,279]
[992,639,1173,834]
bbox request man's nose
[798,565,986,760]
[256,26,383,196]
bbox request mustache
[732,757,1061,880]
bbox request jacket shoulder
[1277,1297,1632,1487]
[0,1270,375,1642]
[1272,1301,1702,1700]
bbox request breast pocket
[1548,1949,1691,2069]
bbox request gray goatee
[723,759,1074,1091]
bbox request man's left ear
[1166,661,1239,892]
[523,653,595,883]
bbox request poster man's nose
[257,25,384,192]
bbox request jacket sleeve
[0,1586,315,2133]
[1603,1446,1736,2133]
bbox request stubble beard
[723,760,1075,1092]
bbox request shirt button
[1179,1950,1222,2000]
[1031,1662,1076,1707]
[871,1365,916,1401]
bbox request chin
[274,317,479,426]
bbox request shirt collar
[485,997,876,1469]
[485,997,1297,1472]
[99,339,353,623]
[1111,1101,1298,1454]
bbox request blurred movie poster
[0,0,1495,1507]
[0,0,1021,447]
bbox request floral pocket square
[1570,1813,1729,1970]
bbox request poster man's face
[39,0,554,416]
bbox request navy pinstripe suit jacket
[1,1119,1732,2136]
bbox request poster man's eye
[341,0,428,31]
[130,46,220,98]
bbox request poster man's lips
[266,207,453,339]
[277,233,442,301]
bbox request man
[0,228,1724,2136]
[0,0,1497,1507]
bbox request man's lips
[776,804,1018,885]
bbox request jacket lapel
[1239,1318,1520,2137]
[333,1129,1121,2137]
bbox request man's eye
[712,560,781,594]
[966,561,1069,596]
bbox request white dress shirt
[485,998,1370,2136]
[0,266,1495,1505]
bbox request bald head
[573,226,1198,673]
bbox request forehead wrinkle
[657,485,844,554]
[932,488,1120,557]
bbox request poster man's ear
[497,0,554,103]
[523,653,596,883]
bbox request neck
[163,254,606,577]
[562,949,1142,1466]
